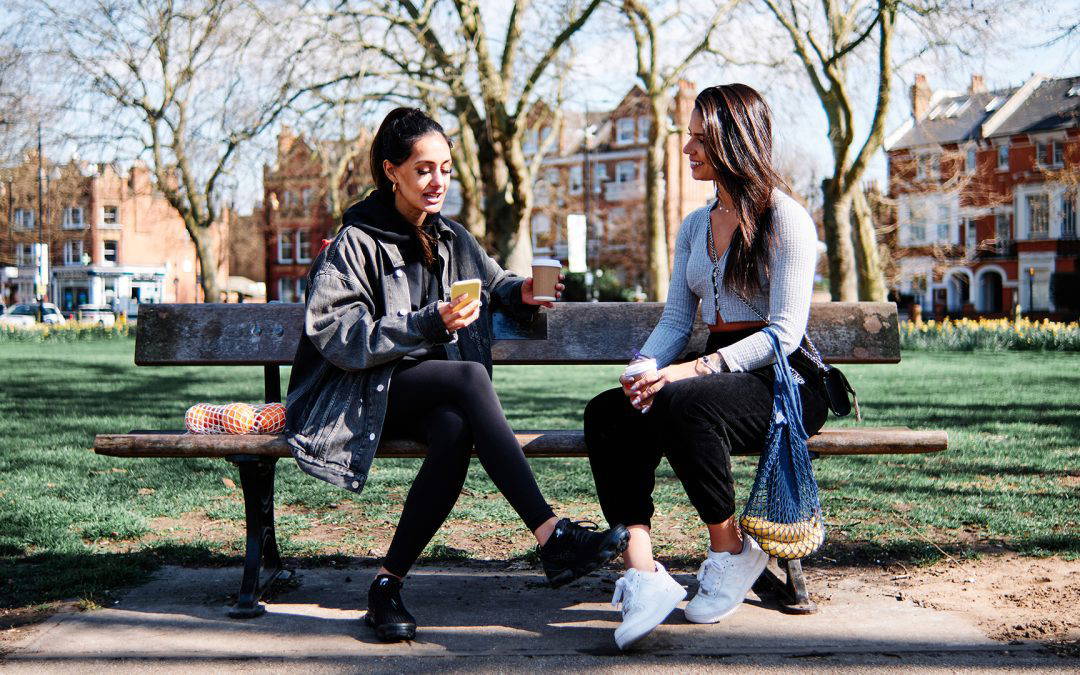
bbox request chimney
[277,125,296,159]
[969,74,987,95]
[911,74,932,120]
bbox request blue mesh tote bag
[739,327,825,560]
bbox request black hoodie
[341,189,443,313]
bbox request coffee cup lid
[531,258,562,268]
[623,358,657,377]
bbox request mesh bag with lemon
[739,328,825,560]
[185,402,287,435]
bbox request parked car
[0,302,67,326]
[77,304,116,327]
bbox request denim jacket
[284,201,536,494]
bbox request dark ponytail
[369,107,453,267]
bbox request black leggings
[584,331,828,530]
[380,358,555,577]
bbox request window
[539,126,551,150]
[936,204,950,242]
[637,116,651,142]
[523,128,539,154]
[1053,141,1064,167]
[965,147,977,174]
[297,277,308,302]
[615,161,637,183]
[996,144,1009,170]
[615,117,635,145]
[282,191,295,209]
[277,230,294,263]
[13,208,33,230]
[530,212,553,251]
[569,166,583,194]
[103,240,118,264]
[915,154,939,180]
[1062,192,1077,239]
[994,212,1011,252]
[63,207,84,229]
[963,217,977,250]
[15,243,33,266]
[909,204,927,243]
[278,277,296,303]
[593,162,607,193]
[1025,268,1051,310]
[1027,193,1049,238]
[295,229,311,263]
[62,240,83,266]
[544,168,559,185]
[102,205,119,227]
[301,188,312,211]
[1036,141,1049,166]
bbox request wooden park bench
[94,301,947,618]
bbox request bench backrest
[135,301,900,366]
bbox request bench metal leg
[227,455,291,618]
[752,557,818,615]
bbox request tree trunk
[190,224,221,302]
[821,179,858,301]
[501,139,535,275]
[852,188,887,301]
[644,98,669,300]
[450,121,485,239]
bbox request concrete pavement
[3,563,1071,672]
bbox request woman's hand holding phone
[439,294,481,331]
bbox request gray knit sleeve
[640,208,704,368]
[717,196,818,371]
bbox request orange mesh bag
[185,402,285,434]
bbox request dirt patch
[810,552,1080,654]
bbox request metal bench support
[753,558,818,614]
[227,455,289,618]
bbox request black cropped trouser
[584,331,828,530]
[380,358,555,577]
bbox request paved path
[4,564,1070,672]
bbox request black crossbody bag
[734,293,861,421]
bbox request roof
[887,74,1080,151]
[991,75,1080,135]
[887,87,1017,150]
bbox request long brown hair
[694,84,787,295]
[369,107,452,268]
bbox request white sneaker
[684,536,768,623]
[611,562,687,650]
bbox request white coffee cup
[531,258,562,302]
[622,358,657,395]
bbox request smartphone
[449,278,481,311]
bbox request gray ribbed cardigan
[640,189,818,371]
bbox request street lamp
[1027,266,1035,315]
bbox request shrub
[0,323,135,343]
[899,317,1080,351]
[560,269,636,302]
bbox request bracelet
[698,353,726,374]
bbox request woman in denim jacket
[285,108,628,642]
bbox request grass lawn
[1,339,1077,610]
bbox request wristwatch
[698,352,728,374]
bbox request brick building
[885,74,1080,318]
[261,128,370,302]
[1,154,229,313]
[529,80,714,287]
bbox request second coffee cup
[531,258,562,302]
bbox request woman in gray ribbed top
[585,84,829,649]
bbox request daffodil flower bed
[900,317,1080,351]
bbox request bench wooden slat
[133,301,901,366]
[94,427,947,459]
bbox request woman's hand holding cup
[621,358,657,413]
[439,294,481,331]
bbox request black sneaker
[539,518,630,588]
[365,574,417,642]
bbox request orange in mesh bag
[185,402,286,434]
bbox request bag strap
[731,291,829,372]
